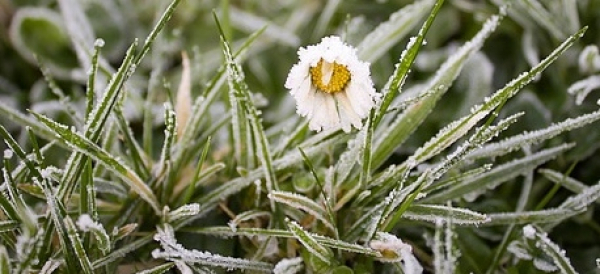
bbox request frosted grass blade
[539,169,588,194]
[217,16,277,204]
[286,219,334,264]
[373,0,444,127]
[424,143,575,203]
[372,8,503,168]
[152,225,272,272]
[467,109,600,160]
[559,179,600,211]
[403,204,489,225]
[357,0,436,63]
[270,191,334,231]
[33,113,161,214]
[484,208,582,226]
[58,41,137,202]
[189,226,380,256]
[136,263,174,274]
[63,216,94,274]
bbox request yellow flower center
[309,59,351,94]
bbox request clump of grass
[1,0,600,273]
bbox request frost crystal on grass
[285,36,380,132]
[152,224,272,272]
[523,224,536,239]
[3,149,12,159]
[578,45,600,74]
[273,257,303,274]
[76,214,102,232]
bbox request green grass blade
[424,143,575,203]
[373,0,445,127]
[270,191,334,231]
[217,14,278,204]
[357,0,437,63]
[58,41,137,202]
[136,263,175,274]
[372,8,503,168]
[484,208,583,226]
[33,113,161,214]
[63,216,94,274]
[286,219,334,264]
[403,204,489,225]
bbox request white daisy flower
[285,36,380,132]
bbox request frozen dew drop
[94,38,105,48]
[3,149,13,159]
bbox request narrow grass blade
[217,16,277,202]
[58,41,137,201]
[152,225,273,272]
[269,191,334,231]
[559,179,600,211]
[113,105,150,179]
[357,0,436,63]
[373,0,444,126]
[33,113,161,213]
[157,103,177,180]
[484,208,582,226]
[372,8,503,168]
[539,169,587,194]
[286,219,334,264]
[0,220,19,233]
[403,204,489,225]
[136,263,175,274]
[467,109,600,160]
[0,101,59,143]
[0,246,10,274]
[64,216,94,274]
[188,226,380,256]
[133,0,182,66]
[424,143,575,203]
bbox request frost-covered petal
[335,92,363,132]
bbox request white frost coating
[152,225,272,271]
[403,204,490,225]
[468,109,600,160]
[378,11,503,165]
[523,224,536,239]
[168,203,201,223]
[507,241,533,260]
[3,149,12,159]
[369,232,413,264]
[335,128,366,184]
[533,258,558,272]
[94,38,105,48]
[273,257,304,274]
[39,259,61,274]
[269,191,334,231]
[285,36,380,132]
[560,179,600,211]
[77,214,102,232]
[567,75,600,105]
[175,261,193,274]
[578,45,600,74]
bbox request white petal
[308,93,339,132]
[295,85,317,117]
[345,81,376,118]
[334,92,362,132]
